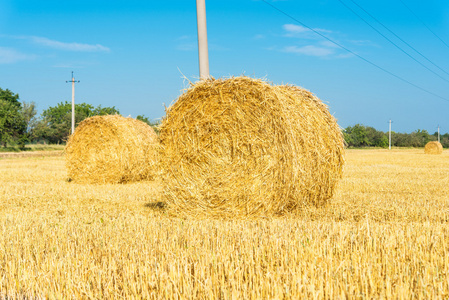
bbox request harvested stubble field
[0,149,448,299]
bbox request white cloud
[0,47,36,64]
[277,24,355,59]
[283,45,334,57]
[30,36,110,52]
[283,24,310,34]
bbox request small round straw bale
[424,141,443,154]
[65,115,158,184]
[159,77,345,217]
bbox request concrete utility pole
[196,0,210,79]
[438,125,440,143]
[389,119,392,150]
[66,71,80,135]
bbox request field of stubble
[0,149,448,299]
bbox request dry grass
[0,149,448,298]
[0,150,63,159]
[65,115,158,184]
[160,77,344,217]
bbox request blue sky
[1,0,449,134]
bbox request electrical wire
[260,0,449,103]
[337,0,449,84]
[347,0,449,78]
[398,0,449,50]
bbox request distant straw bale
[65,115,158,184]
[424,141,443,155]
[159,76,345,217]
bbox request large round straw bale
[65,115,158,184]
[424,141,443,154]
[276,84,345,209]
[159,77,345,217]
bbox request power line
[259,0,449,102]
[337,0,449,84]
[347,0,449,78]
[398,0,449,50]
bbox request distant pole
[389,119,392,150]
[196,0,210,80]
[438,125,440,143]
[66,71,80,135]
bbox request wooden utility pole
[66,71,80,134]
[196,0,210,79]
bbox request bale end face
[65,115,159,184]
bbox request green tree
[0,88,20,107]
[0,88,27,148]
[376,135,389,148]
[344,124,448,148]
[364,126,389,148]
[0,99,27,147]
[37,101,120,144]
[440,133,449,148]
[92,105,120,116]
[344,124,370,147]
[409,129,432,147]
[21,101,38,136]
[136,114,160,134]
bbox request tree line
[344,124,448,148]
[0,87,157,148]
[1,87,447,148]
